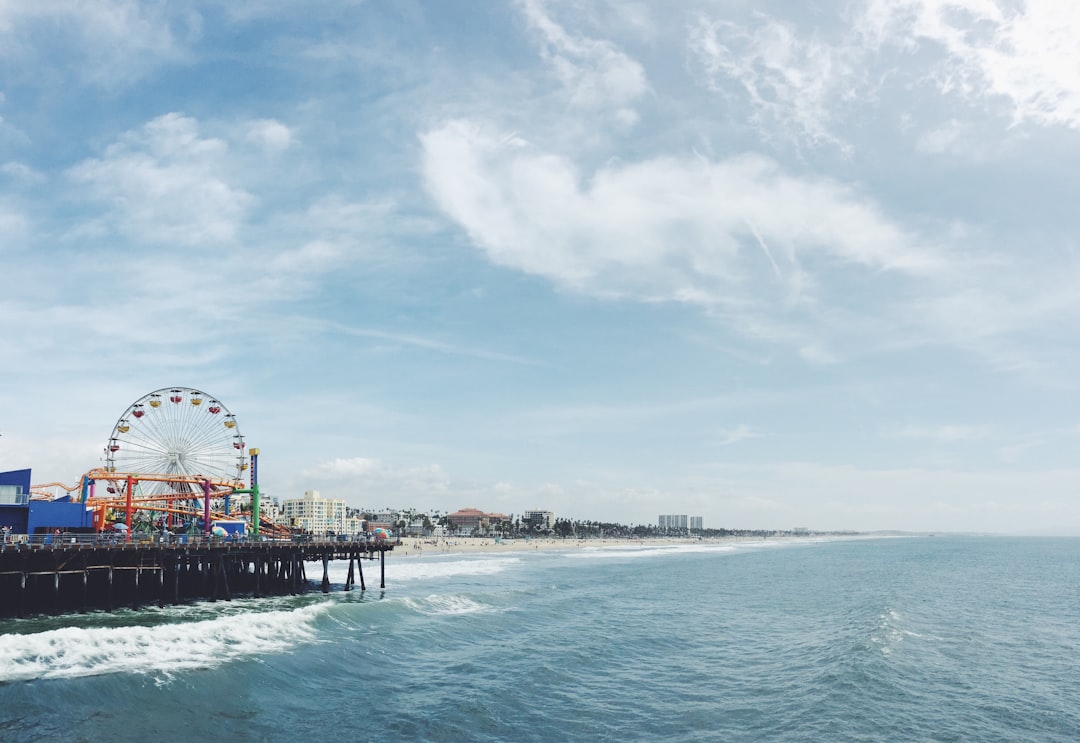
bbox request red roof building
[446,508,488,530]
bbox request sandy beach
[393,535,771,557]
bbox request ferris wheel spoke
[181,432,231,456]
[105,386,246,487]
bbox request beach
[395,534,770,556]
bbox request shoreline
[392,534,816,557]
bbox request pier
[0,537,395,618]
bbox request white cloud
[297,457,482,510]
[269,240,342,274]
[863,0,1080,129]
[420,118,939,357]
[305,457,396,479]
[1,161,44,182]
[915,118,969,154]
[687,14,860,147]
[221,0,366,24]
[420,119,1080,375]
[246,119,293,152]
[66,113,255,247]
[295,456,685,522]
[688,0,1080,151]
[713,425,761,447]
[0,1,199,86]
[518,0,647,112]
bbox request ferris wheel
[104,387,247,494]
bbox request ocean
[2,536,1079,742]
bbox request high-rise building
[658,514,689,529]
[281,490,348,535]
[659,514,703,530]
[523,510,555,530]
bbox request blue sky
[3,0,1080,534]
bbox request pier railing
[0,532,401,550]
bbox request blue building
[0,469,94,535]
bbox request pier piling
[345,555,355,591]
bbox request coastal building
[658,514,688,530]
[281,490,348,535]
[659,514,704,531]
[446,507,488,533]
[522,510,554,530]
[259,498,285,528]
[444,508,514,535]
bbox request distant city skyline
[3,2,1080,534]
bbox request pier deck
[0,538,395,617]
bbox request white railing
[0,532,395,548]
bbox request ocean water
[2,536,1079,742]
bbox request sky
[2,0,1080,535]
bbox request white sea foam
[873,608,902,656]
[565,547,685,560]
[0,603,331,683]
[401,594,492,616]
[565,543,745,560]
[321,556,521,584]
[871,607,927,656]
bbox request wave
[0,602,332,683]
[320,555,522,585]
[870,606,930,657]
[562,541,803,560]
[400,594,494,616]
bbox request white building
[345,514,367,535]
[659,514,704,531]
[523,510,554,530]
[282,490,348,534]
[260,498,285,528]
[658,514,687,529]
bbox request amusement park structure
[27,387,275,541]
[1,386,397,617]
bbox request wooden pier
[0,538,395,618]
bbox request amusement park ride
[29,387,284,541]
